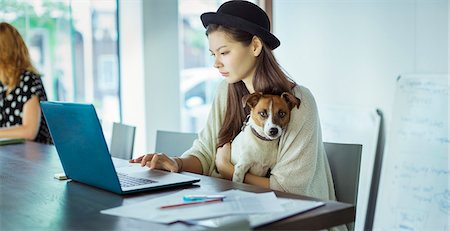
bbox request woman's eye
[220,51,229,55]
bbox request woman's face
[208,30,257,85]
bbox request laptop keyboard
[117,173,157,187]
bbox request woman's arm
[178,155,203,174]
[180,80,230,176]
[244,173,270,188]
[130,153,204,174]
[0,95,41,140]
[215,143,270,188]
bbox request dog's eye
[278,111,286,118]
[259,111,267,118]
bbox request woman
[0,22,52,144]
[130,1,336,200]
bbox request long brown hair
[0,22,39,89]
[207,24,296,148]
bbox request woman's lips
[220,72,229,77]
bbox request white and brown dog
[231,92,301,183]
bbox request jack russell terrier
[230,92,301,183]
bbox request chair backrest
[110,122,136,160]
[324,142,362,231]
[324,142,362,204]
[155,130,197,156]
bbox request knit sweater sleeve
[181,80,228,176]
[269,85,336,200]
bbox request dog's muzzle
[265,126,282,139]
[269,128,279,137]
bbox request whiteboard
[319,104,381,231]
[373,74,449,230]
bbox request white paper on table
[100,189,284,224]
[188,197,325,228]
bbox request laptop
[41,101,200,194]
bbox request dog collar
[250,126,274,142]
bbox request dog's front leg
[233,163,251,183]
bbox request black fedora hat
[201,0,280,50]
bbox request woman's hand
[129,153,180,172]
[215,143,234,180]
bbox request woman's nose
[213,57,222,68]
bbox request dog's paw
[232,175,244,183]
[232,171,245,183]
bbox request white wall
[273,0,448,230]
[274,0,447,124]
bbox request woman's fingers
[162,157,178,172]
[129,154,145,163]
[145,153,177,172]
[146,154,161,169]
[131,153,177,172]
[140,154,155,167]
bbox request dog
[230,92,301,183]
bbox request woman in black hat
[131,1,336,201]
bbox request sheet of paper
[101,189,284,224]
[189,197,325,228]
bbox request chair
[155,130,197,156]
[324,142,362,231]
[110,122,136,160]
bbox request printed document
[189,197,325,228]
[101,189,284,223]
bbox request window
[0,0,121,123]
[178,0,261,132]
[178,0,224,132]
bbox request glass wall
[178,0,223,132]
[178,0,260,132]
[0,0,120,122]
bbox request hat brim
[201,12,280,50]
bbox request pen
[183,194,226,201]
[159,198,223,209]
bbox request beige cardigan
[182,80,336,200]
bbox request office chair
[155,130,197,156]
[324,142,362,231]
[110,122,136,160]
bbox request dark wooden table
[0,142,355,230]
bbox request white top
[182,80,336,200]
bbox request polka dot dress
[0,71,53,144]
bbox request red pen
[159,198,223,209]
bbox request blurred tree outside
[0,0,72,101]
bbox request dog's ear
[242,92,263,108]
[281,92,301,110]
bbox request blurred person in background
[0,22,52,144]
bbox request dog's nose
[269,128,278,136]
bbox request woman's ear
[251,36,263,57]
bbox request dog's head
[242,92,301,140]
